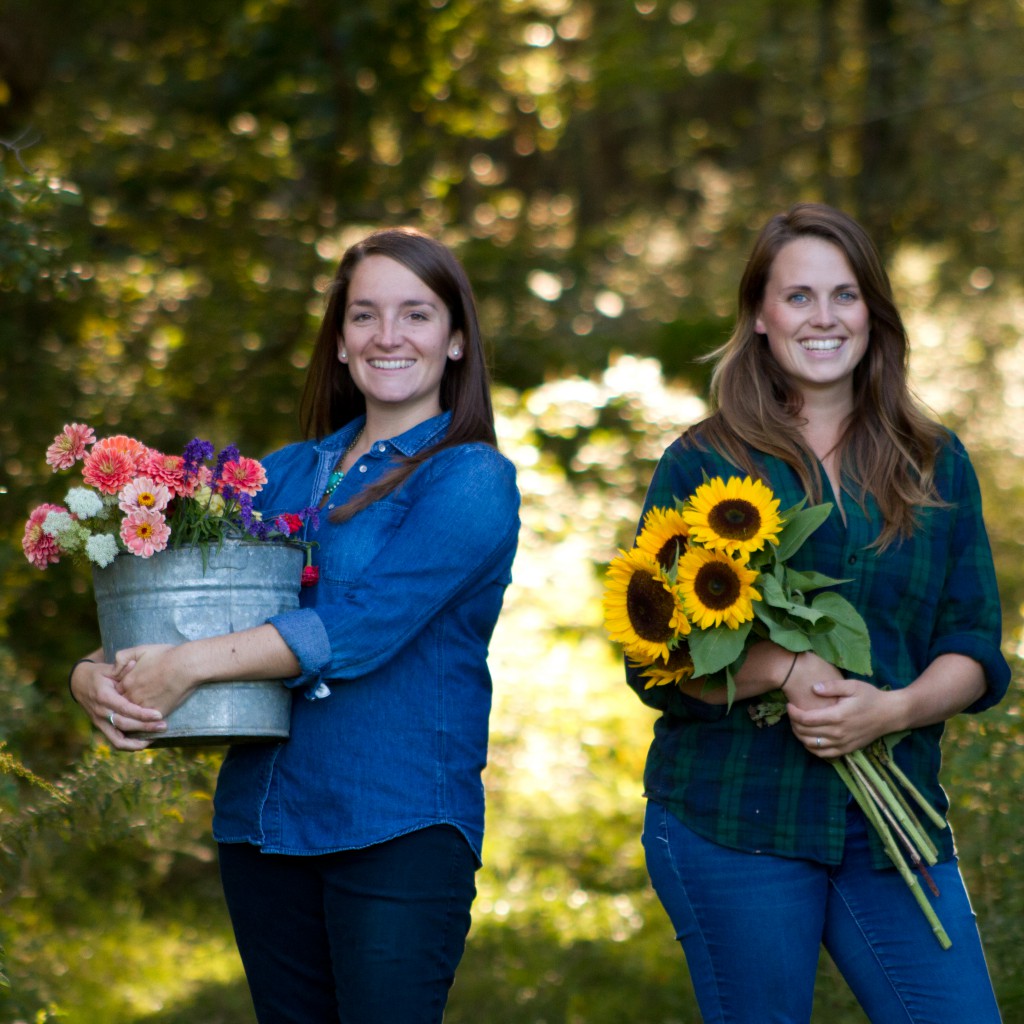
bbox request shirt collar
[315,411,452,459]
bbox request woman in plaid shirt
[631,204,1009,1022]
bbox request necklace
[322,429,364,501]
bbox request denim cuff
[267,608,333,690]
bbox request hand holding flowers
[604,474,954,949]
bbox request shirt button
[848,555,857,565]
[328,503,335,509]
[377,443,386,452]
[359,464,368,473]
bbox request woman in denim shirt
[72,229,520,1023]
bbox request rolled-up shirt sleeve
[268,444,520,689]
[927,441,1010,713]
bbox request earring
[340,350,348,361]
[451,347,460,357]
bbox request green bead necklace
[322,429,364,501]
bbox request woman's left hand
[114,643,197,716]
[786,678,895,758]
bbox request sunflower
[637,643,695,690]
[683,475,782,557]
[677,546,761,630]
[603,548,690,664]
[635,506,690,573]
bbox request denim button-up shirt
[213,413,521,861]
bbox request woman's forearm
[887,653,987,732]
[172,625,301,685]
[676,641,805,705]
[115,624,301,714]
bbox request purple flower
[182,438,215,478]
[238,493,271,540]
[298,506,321,531]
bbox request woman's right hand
[70,657,167,751]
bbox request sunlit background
[1,1,1022,1021]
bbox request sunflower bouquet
[604,474,954,949]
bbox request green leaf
[783,567,850,593]
[688,621,752,677]
[752,602,815,651]
[806,592,873,675]
[774,503,832,562]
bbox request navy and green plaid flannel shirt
[627,428,1010,868]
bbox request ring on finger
[815,736,822,749]
[108,712,116,727]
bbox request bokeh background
[1,1,1022,1021]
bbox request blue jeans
[643,801,1001,1023]
[218,825,477,1024]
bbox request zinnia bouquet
[604,475,953,948]
[22,423,317,578]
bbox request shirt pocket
[320,499,408,585]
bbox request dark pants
[218,826,477,1024]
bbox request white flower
[42,510,75,537]
[66,487,105,519]
[86,533,120,567]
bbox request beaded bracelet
[67,658,95,705]
[779,651,800,690]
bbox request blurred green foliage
[1,0,1023,1020]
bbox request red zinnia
[276,513,303,536]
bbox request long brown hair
[299,227,496,521]
[693,203,945,548]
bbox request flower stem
[847,750,938,866]
[831,757,952,950]
[873,747,949,832]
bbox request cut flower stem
[832,750,952,950]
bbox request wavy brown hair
[690,203,946,548]
[299,227,496,522]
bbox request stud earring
[451,347,460,357]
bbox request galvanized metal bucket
[92,539,304,747]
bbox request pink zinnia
[89,434,150,472]
[22,503,66,568]
[119,475,171,515]
[82,446,136,495]
[45,423,96,471]
[120,509,171,557]
[141,451,192,497]
[219,457,267,497]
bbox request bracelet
[68,658,96,705]
[779,651,800,690]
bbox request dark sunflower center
[707,499,761,541]
[655,535,688,571]
[626,571,676,643]
[665,643,694,672]
[694,562,741,610]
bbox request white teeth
[800,338,842,351]
[369,359,414,369]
